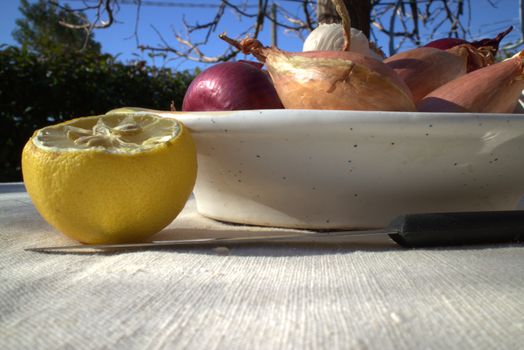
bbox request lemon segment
[22,113,197,244]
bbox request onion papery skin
[446,44,495,73]
[384,47,468,103]
[417,52,524,113]
[182,61,283,111]
[263,49,415,111]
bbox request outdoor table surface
[1,182,523,349]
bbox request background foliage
[0,46,194,182]
[13,0,101,55]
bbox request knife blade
[26,210,524,252]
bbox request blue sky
[1,0,522,72]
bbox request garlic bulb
[303,23,384,61]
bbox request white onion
[303,23,383,61]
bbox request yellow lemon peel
[22,113,197,244]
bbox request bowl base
[194,193,524,230]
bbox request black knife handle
[388,210,524,248]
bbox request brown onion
[385,44,493,104]
[220,36,415,111]
[264,48,415,111]
[417,51,524,113]
[219,0,414,112]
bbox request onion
[265,49,414,111]
[238,59,264,70]
[219,0,414,112]
[425,26,513,54]
[182,61,283,111]
[417,51,524,113]
[384,44,492,103]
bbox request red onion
[182,61,283,111]
[238,60,264,70]
[424,26,513,54]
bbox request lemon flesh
[22,113,197,244]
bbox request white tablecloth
[1,183,523,349]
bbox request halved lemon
[22,113,197,244]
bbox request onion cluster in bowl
[182,0,521,114]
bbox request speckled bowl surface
[171,109,524,229]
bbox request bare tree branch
[52,0,115,29]
[52,0,507,63]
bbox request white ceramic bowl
[170,109,524,229]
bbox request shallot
[417,51,524,114]
[385,44,492,103]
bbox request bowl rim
[161,109,524,134]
